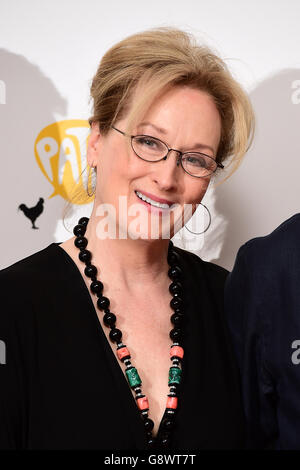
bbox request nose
[152,149,181,190]
[162,148,182,167]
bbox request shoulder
[173,244,228,287]
[0,243,64,346]
[233,213,300,269]
[0,243,59,295]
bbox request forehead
[130,86,221,154]
[136,85,219,124]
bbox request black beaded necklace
[73,217,185,450]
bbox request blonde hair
[89,26,255,178]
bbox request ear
[87,121,101,168]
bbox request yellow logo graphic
[34,120,92,204]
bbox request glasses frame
[110,125,224,178]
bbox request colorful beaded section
[73,217,185,449]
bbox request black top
[0,242,244,450]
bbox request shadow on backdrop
[0,49,67,268]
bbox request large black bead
[109,328,122,343]
[169,281,183,296]
[78,217,89,227]
[167,250,180,265]
[168,265,182,281]
[103,311,116,327]
[97,296,110,310]
[162,418,174,431]
[84,264,98,278]
[73,224,86,237]
[159,435,170,447]
[172,309,184,320]
[90,280,103,295]
[170,296,183,310]
[79,249,91,263]
[147,437,156,448]
[168,240,174,250]
[170,328,182,342]
[144,418,154,431]
[170,312,184,327]
[74,236,88,249]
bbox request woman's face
[87,85,222,240]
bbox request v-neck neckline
[48,241,178,448]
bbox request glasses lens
[182,153,217,177]
[132,135,168,161]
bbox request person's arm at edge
[224,243,278,449]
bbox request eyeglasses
[110,125,224,178]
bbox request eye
[184,154,208,168]
[135,136,158,148]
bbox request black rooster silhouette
[18,197,44,229]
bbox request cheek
[99,146,130,184]
[184,178,210,205]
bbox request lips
[135,189,175,206]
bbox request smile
[135,190,172,210]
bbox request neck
[82,213,171,296]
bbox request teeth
[135,190,170,209]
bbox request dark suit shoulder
[235,213,300,268]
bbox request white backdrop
[0,0,299,270]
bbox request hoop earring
[183,203,211,235]
[86,165,96,197]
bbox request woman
[0,27,254,450]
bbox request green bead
[168,366,182,385]
[126,367,142,388]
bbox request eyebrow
[137,121,216,155]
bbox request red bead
[137,396,149,410]
[117,346,130,360]
[166,396,178,409]
[170,346,184,359]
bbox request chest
[90,289,175,438]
